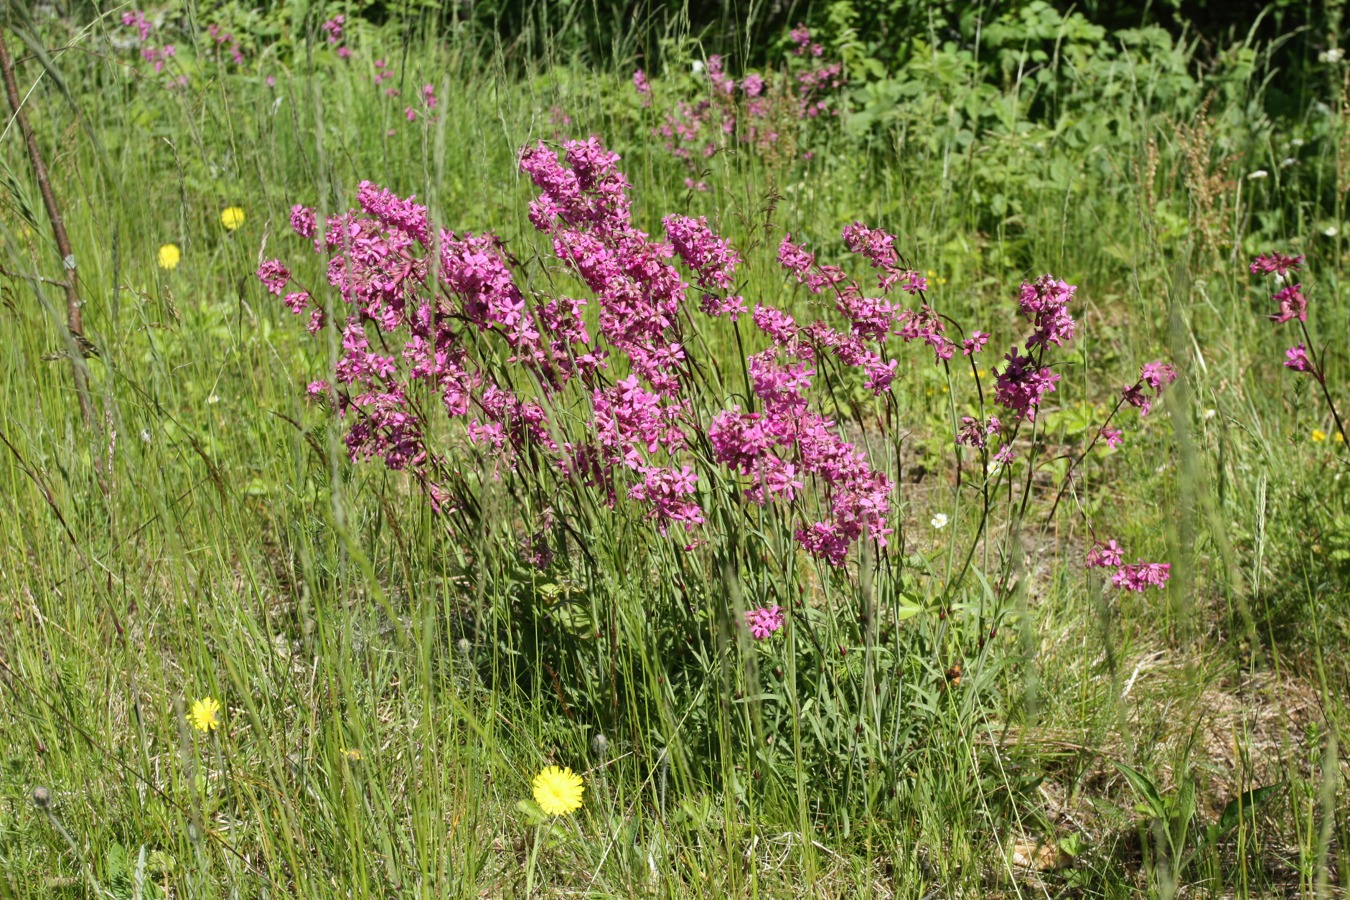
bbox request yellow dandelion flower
[340,747,362,761]
[189,696,221,732]
[1336,432,1345,443]
[157,243,181,270]
[220,207,246,231]
[1312,429,1327,442]
[532,766,584,816]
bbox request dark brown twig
[0,26,91,423]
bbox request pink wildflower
[290,204,317,239]
[957,415,1001,449]
[322,14,344,44]
[1269,284,1307,324]
[993,350,1059,421]
[1112,562,1171,592]
[1017,275,1077,349]
[1249,252,1304,276]
[745,605,784,639]
[1086,540,1123,568]
[283,291,310,314]
[963,331,989,355]
[256,259,290,295]
[1123,360,1178,416]
[632,69,652,106]
[664,214,740,291]
[1284,344,1313,373]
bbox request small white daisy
[931,513,949,529]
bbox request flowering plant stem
[1299,318,1348,444]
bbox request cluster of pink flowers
[789,23,824,57]
[265,135,941,564]
[1121,360,1178,417]
[957,415,1002,450]
[405,84,438,122]
[988,275,1081,423]
[663,214,745,317]
[122,10,152,42]
[745,605,785,639]
[265,131,1187,594]
[120,11,176,74]
[645,25,845,178]
[205,23,244,65]
[1249,250,1345,442]
[633,70,652,106]
[322,15,350,57]
[706,220,981,563]
[1251,253,1318,375]
[1086,540,1171,592]
[262,136,721,536]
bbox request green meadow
[0,2,1347,897]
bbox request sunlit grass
[0,9,1346,899]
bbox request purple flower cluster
[957,415,1002,449]
[705,219,990,563]
[1086,539,1170,592]
[205,23,244,66]
[646,26,846,177]
[1250,252,1322,381]
[1249,252,1304,276]
[121,11,177,74]
[1016,275,1077,349]
[993,350,1060,422]
[1249,250,1345,441]
[709,349,893,565]
[988,275,1081,423]
[1284,344,1313,372]
[1121,360,1178,417]
[633,69,652,106]
[745,605,785,639]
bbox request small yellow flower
[1312,429,1327,442]
[157,243,181,270]
[340,747,362,761]
[189,696,221,732]
[1336,432,1346,443]
[532,766,584,816]
[220,207,246,230]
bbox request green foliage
[0,3,1346,898]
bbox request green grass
[0,8,1347,898]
